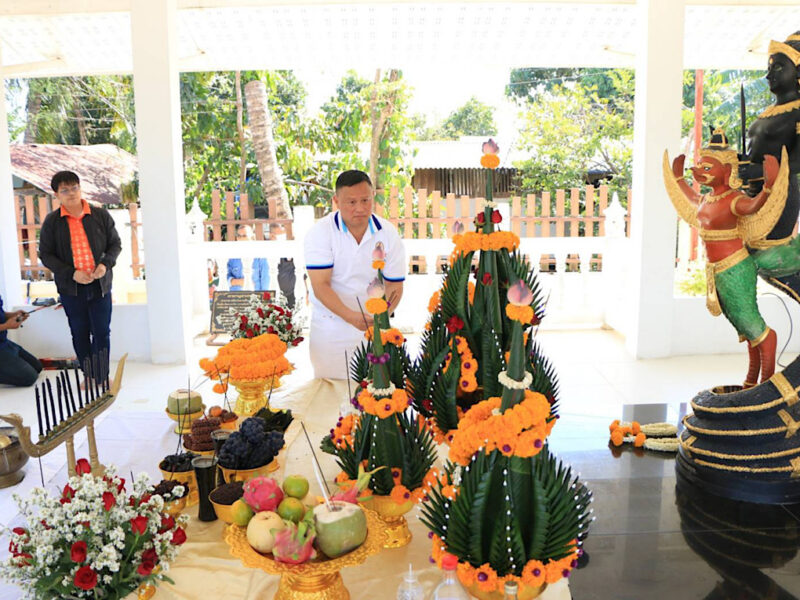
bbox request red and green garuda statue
[663,128,789,387]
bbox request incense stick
[344,350,352,407]
[300,421,336,511]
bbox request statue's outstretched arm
[662,151,700,228]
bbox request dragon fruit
[331,465,382,504]
[243,477,284,512]
[272,513,316,564]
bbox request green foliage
[513,69,634,195]
[675,262,707,297]
[419,449,592,576]
[416,97,498,140]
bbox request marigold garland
[199,333,292,383]
[506,304,534,324]
[443,336,479,393]
[428,290,441,313]
[365,298,388,315]
[364,327,405,346]
[452,231,520,255]
[336,465,440,506]
[372,260,385,270]
[430,536,579,592]
[355,387,410,418]
[448,390,554,466]
[330,414,358,450]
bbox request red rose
[491,210,502,224]
[254,324,260,331]
[159,515,175,532]
[74,566,97,591]
[446,316,464,333]
[239,323,246,331]
[245,329,254,338]
[171,527,187,545]
[476,212,486,225]
[75,459,91,475]
[257,308,264,318]
[241,315,248,325]
[116,478,126,493]
[137,560,156,576]
[70,541,88,563]
[291,337,303,346]
[481,273,493,286]
[130,516,148,535]
[15,552,32,566]
[9,527,27,556]
[422,398,433,412]
[286,311,292,318]
[267,326,275,334]
[102,491,115,512]
[141,548,158,563]
[262,292,271,301]
[60,485,75,504]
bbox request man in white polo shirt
[304,170,405,379]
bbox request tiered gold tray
[224,506,385,600]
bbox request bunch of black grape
[218,417,285,469]
[159,452,198,473]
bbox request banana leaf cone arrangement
[410,139,560,445]
[420,279,593,599]
[321,247,438,549]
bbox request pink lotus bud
[367,277,385,299]
[507,280,534,306]
[453,221,465,235]
[372,242,385,261]
[482,138,499,155]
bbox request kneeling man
[304,171,405,379]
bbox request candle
[41,382,51,434]
[64,370,77,414]
[46,379,57,428]
[35,387,43,438]
[73,365,84,409]
[60,372,72,418]
[85,358,95,403]
[93,353,101,398]
[56,377,65,422]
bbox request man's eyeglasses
[58,185,80,194]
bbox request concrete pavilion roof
[0,1,796,77]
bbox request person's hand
[73,270,93,284]
[4,316,22,329]
[348,310,373,331]
[10,310,28,323]
[762,154,780,192]
[92,263,107,279]
[672,154,686,180]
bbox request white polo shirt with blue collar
[303,211,406,379]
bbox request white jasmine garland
[497,370,532,390]
[366,380,396,396]
[485,200,498,208]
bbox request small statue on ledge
[664,128,789,387]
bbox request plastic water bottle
[432,554,470,600]
[396,563,424,600]
[504,580,519,600]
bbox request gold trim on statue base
[231,378,280,416]
[165,406,206,435]
[361,495,414,548]
[224,506,385,600]
[466,582,547,600]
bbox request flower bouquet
[321,248,439,548]
[420,282,592,599]
[229,292,304,347]
[410,139,560,443]
[0,459,188,600]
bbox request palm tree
[244,79,291,219]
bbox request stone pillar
[0,66,22,306]
[131,0,190,363]
[626,0,686,358]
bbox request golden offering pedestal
[224,507,385,600]
[165,406,205,435]
[466,582,546,600]
[362,495,415,548]
[218,457,279,483]
[231,379,280,416]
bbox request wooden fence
[204,191,295,241]
[375,184,631,239]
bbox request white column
[626,0,685,358]
[131,0,190,364]
[0,73,22,306]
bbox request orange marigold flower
[428,290,441,313]
[456,562,476,587]
[610,429,624,446]
[391,389,410,413]
[390,485,412,505]
[544,560,568,584]
[474,563,499,592]
[335,471,351,484]
[631,421,641,435]
[372,260,385,270]
[608,419,620,433]
[468,281,476,305]
[212,382,228,394]
[365,297,388,315]
[506,304,534,324]
[521,560,546,587]
[375,398,396,419]
[441,485,458,500]
[480,153,500,169]
[634,432,646,447]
